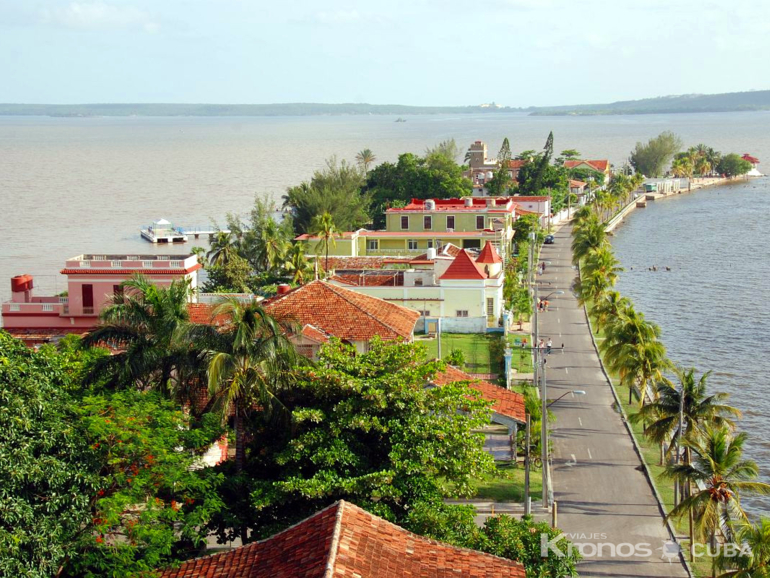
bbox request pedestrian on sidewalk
[546,339,552,354]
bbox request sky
[1,0,769,107]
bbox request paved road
[537,224,688,577]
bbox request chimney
[486,197,496,207]
[11,275,33,303]
[277,284,291,295]
[464,197,473,207]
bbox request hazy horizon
[2,0,769,107]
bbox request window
[446,215,455,230]
[487,298,495,317]
[401,216,409,230]
[462,239,481,249]
[368,239,379,251]
[417,310,431,317]
[414,278,423,286]
[476,215,485,229]
[408,239,418,250]
[82,284,94,315]
[423,215,432,230]
[427,240,434,249]
[456,310,469,318]
[113,285,124,298]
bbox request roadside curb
[578,268,695,578]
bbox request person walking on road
[546,339,552,354]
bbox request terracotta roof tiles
[264,281,419,342]
[476,242,502,264]
[432,365,526,424]
[158,500,525,577]
[563,159,610,173]
[439,250,488,280]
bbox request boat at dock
[141,219,188,243]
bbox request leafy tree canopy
[283,157,370,234]
[629,131,683,177]
[207,338,494,542]
[716,153,753,178]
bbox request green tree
[716,518,770,578]
[202,253,253,293]
[355,148,377,174]
[632,368,740,465]
[570,214,607,265]
[69,391,224,578]
[365,152,472,227]
[600,306,668,405]
[284,242,314,285]
[201,299,299,475]
[592,290,632,331]
[212,338,495,544]
[0,333,98,578]
[716,154,753,178]
[207,231,238,268]
[83,275,196,394]
[665,426,770,571]
[512,213,542,244]
[629,131,683,177]
[283,157,369,234]
[575,245,623,304]
[310,211,339,273]
[426,138,462,163]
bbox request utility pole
[541,356,549,507]
[524,414,531,516]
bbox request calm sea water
[611,178,770,514]
[1,112,770,510]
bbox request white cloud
[40,2,160,32]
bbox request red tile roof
[330,272,403,287]
[569,179,587,188]
[742,153,760,164]
[300,324,330,344]
[158,500,525,577]
[389,198,515,213]
[563,159,610,173]
[476,242,502,264]
[294,230,361,241]
[187,303,230,326]
[2,327,89,343]
[440,250,488,280]
[507,159,529,169]
[61,265,200,275]
[321,256,412,272]
[432,365,526,424]
[264,281,419,342]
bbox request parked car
[544,235,555,244]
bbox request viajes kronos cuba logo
[541,533,752,560]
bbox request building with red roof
[563,159,611,179]
[431,364,526,438]
[328,245,505,333]
[2,254,200,346]
[158,500,525,577]
[263,280,419,356]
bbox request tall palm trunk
[325,241,329,275]
[234,404,245,473]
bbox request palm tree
[571,216,607,266]
[632,368,740,465]
[355,148,376,174]
[600,307,668,405]
[202,299,300,474]
[82,274,193,393]
[208,231,238,268]
[592,290,632,331]
[716,518,770,577]
[665,426,770,572]
[695,157,712,177]
[284,243,314,285]
[253,218,288,274]
[311,211,338,273]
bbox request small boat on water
[395,117,407,123]
[141,219,188,243]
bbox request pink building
[2,254,200,345]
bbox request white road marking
[558,318,561,324]
[587,448,593,460]
[565,367,569,374]
[578,417,583,427]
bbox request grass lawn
[444,461,543,503]
[418,332,533,376]
[472,461,543,502]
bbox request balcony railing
[83,307,95,315]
